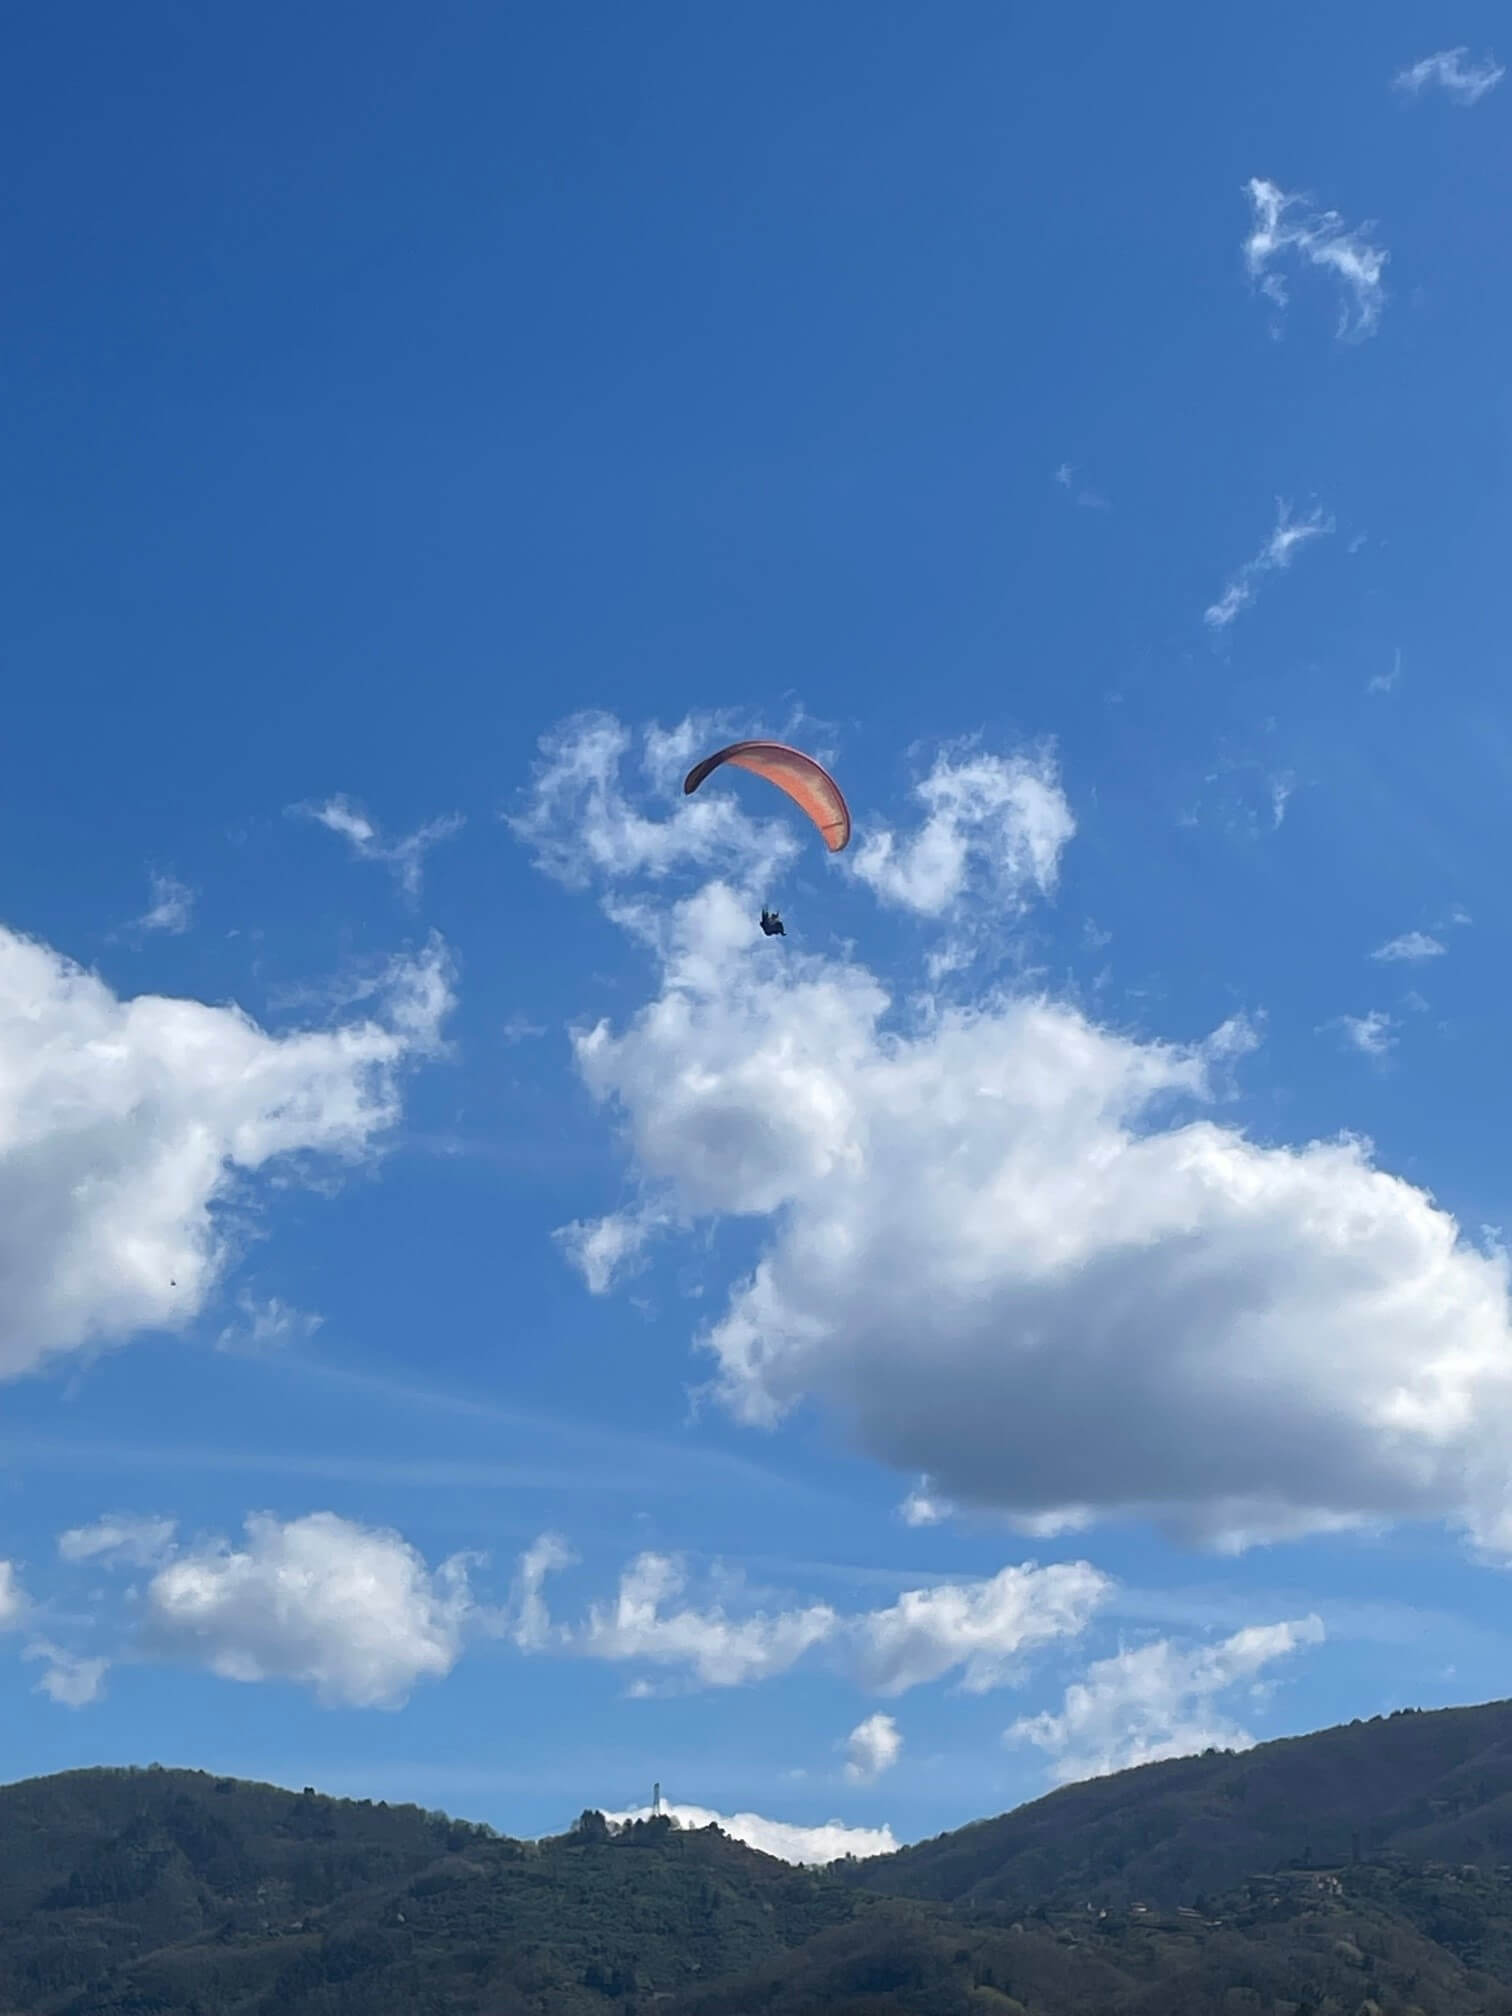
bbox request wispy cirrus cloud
[58,1515,178,1569]
[1053,463,1110,510]
[294,795,464,902]
[0,1561,26,1629]
[1371,931,1445,964]
[1368,648,1403,695]
[1242,179,1388,341]
[216,1295,324,1357]
[575,1549,838,1688]
[1394,48,1503,104]
[132,872,195,937]
[555,1208,666,1297]
[1007,1614,1325,1785]
[505,1532,577,1654]
[1327,1009,1397,1060]
[898,1479,951,1527]
[1204,501,1333,630]
[24,1640,110,1709]
[506,1538,1109,1696]
[511,711,807,896]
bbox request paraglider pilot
[680,741,850,949]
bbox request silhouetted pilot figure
[759,908,786,937]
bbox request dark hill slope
[664,1871,1512,2016]
[16,1705,1512,2016]
[0,1767,859,2016]
[847,1699,1512,1912]
[0,1764,476,1923]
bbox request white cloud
[1242,179,1388,341]
[507,1532,577,1652]
[1368,648,1403,695]
[0,1561,25,1628]
[899,1479,950,1527]
[511,712,802,893]
[851,1561,1110,1697]
[512,715,1075,987]
[1334,1010,1396,1059]
[1011,1506,1098,1539]
[603,1800,898,1865]
[513,1537,1103,1696]
[542,793,1512,1558]
[1007,1614,1325,1784]
[844,1712,903,1783]
[851,748,1075,927]
[216,1294,324,1355]
[297,795,464,901]
[502,1014,548,1045]
[1052,463,1109,510]
[311,798,377,849]
[1371,932,1445,964]
[556,1209,662,1296]
[133,873,194,937]
[58,1515,177,1569]
[1394,48,1503,104]
[1205,501,1333,629]
[24,1640,109,1708]
[142,1511,475,1708]
[0,925,450,1379]
[579,1551,838,1687]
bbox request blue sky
[3,1,1512,1861]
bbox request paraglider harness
[759,909,786,937]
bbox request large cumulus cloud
[142,1511,475,1709]
[0,924,451,1378]
[523,715,1512,1558]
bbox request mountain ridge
[7,1695,1512,2013]
[844,1696,1512,1911]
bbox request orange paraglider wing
[682,741,851,852]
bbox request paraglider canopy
[683,740,851,853]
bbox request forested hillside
[8,1699,1512,2015]
[845,1699,1512,1911]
